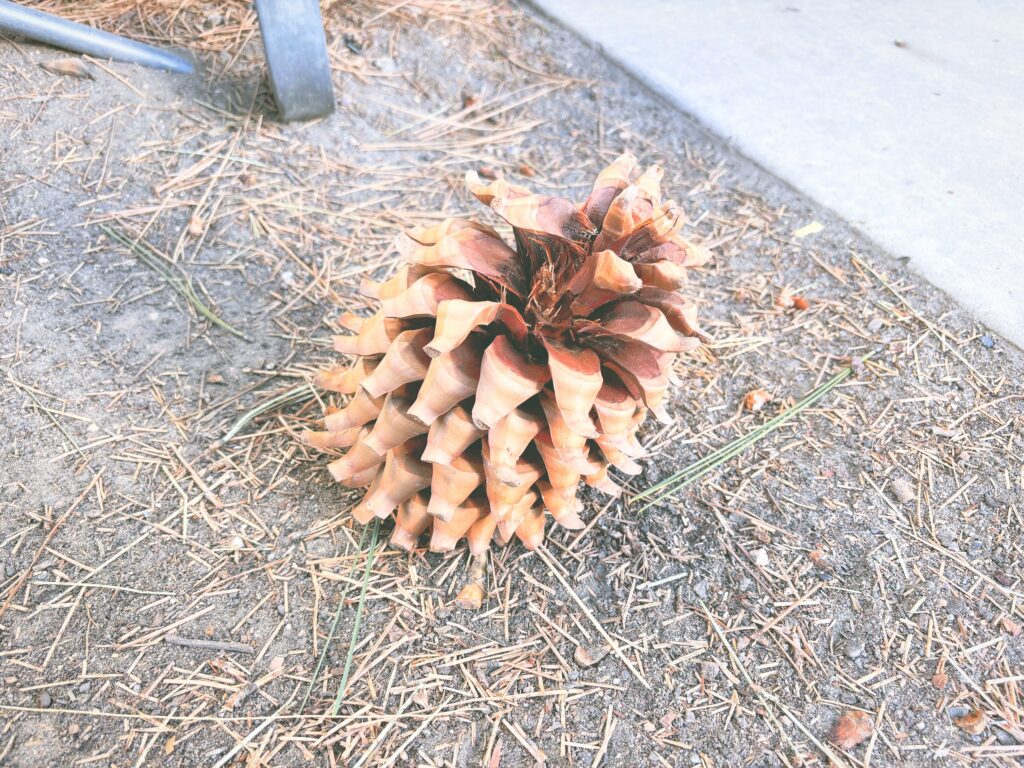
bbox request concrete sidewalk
[533,0,1023,348]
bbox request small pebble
[845,638,865,659]
[980,335,994,348]
[700,661,720,680]
[995,729,1018,746]
[343,34,363,54]
[38,692,52,708]
[890,478,915,504]
[693,579,710,600]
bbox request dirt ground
[1,1,1022,766]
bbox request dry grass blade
[99,224,248,340]
[631,354,873,510]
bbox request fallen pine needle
[632,354,873,510]
[214,383,315,448]
[100,223,248,340]
[299,525,370,713]
[331,518,382,715]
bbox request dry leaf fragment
[829,710,873,750]
[775,287,809,310]
[931,670,948,689]
[792,220,824,238]
[487,742,502,768]
[164,735,175,755]
[573,643,610,667]
[809,549,835,571]
[188,214,206,238]
[744,388,772,412]
[953,708,987,735]
[40,57,93,79]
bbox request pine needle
[631,355,871,510]
[100,224,249,340]
[214,383,314,448]
[298,525,369,714]
[330,517,381,716]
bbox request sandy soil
[1,1,1022,766]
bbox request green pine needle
[215,383,314,447]
[298,524,370,714]
[330,517,381,716]
[631,355,871,510]
[100,224,248,340]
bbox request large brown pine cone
[304,152,710,555]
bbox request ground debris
[828,710,873,750]
[1,2,1021,766]
[40,57,92,79]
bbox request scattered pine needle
[214,383,315,448]
[100,223,248,340]
[299,525,370,713]
[631,354,873,510]
[331,518,382,716]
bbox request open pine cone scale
[304,152,710,560]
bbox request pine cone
[305,152,710,556]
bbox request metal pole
[253,0,334,121]
[0,0,194,74]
